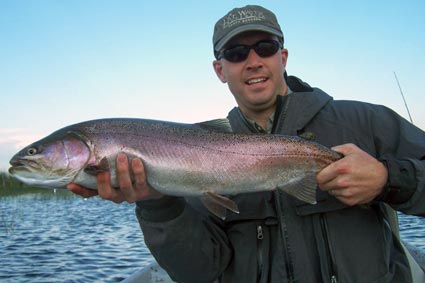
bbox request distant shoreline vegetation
[0,171,73,197]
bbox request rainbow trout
[9,118,341,219]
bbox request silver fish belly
[9,118,341,219]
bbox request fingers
[114,153,153,202]
[98,153,163,203]
[316,159,350,190]
[131,158,148,198]
[114,154,143,203]
[327,187,355,199]
[131,158,163,200]
[97,170,125,203]
[115,153,135,202]
[317,143,388,206]
[67,183,99,198]
[96,154,134,203]
[327,190,358,206]
[331,143,357,156]
[317,143,360,188]
[69,153,163,204]
[131,158,146,187]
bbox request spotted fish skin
[9,118,341,218]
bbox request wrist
[375,157,416,204]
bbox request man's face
[213,31,288,117]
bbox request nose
[245,49,263,70]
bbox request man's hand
[67,153,163,203]
[317,143,388,206]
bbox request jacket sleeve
[372,105,425,216]
[135,196,232,283]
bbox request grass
[0,171,73,197]
[0,172,76,234]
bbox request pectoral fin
[201,192,239,220]
[84,157,110,176]
[278,172,318,204]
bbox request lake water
[1,191,424,283]
[0,192,153,283]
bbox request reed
[0,171,73,197]
[0,172,78,234]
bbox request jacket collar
[228,76,333,135]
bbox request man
[69,5,425,283]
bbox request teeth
[247,78,266,85]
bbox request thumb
[331,143,359,156]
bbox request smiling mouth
[246,77,267,85]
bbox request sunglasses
[218,39,282,63]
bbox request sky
[0,0,424,171]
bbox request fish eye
[26,147,38,156]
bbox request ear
[281,48,289,68]
[212,60,227,83]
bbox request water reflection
[399,213,425,250]
[1,191,424,283]
[0,191,153,283]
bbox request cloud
[0,128,27,134]
[0,128,45,171]
[0,131,44,149]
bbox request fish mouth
[9,164,29,175]
[9,158,40,174]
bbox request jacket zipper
[320,214,338,283]
[270,96,294,281]
[257,225,264,239]
[275,191,295,282]
[257,225,264,281]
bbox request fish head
[8,131,91,189]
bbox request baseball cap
[213,5,284,54]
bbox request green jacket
[136,76,425,283]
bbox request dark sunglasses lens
[223,46,250,62]
[255,41,280,57]
[222,40,280,62]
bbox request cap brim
[215,24,283,51]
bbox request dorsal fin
[195,119,233,133]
